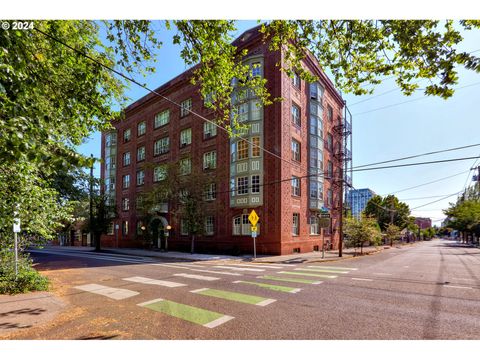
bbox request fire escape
[332,103,353,212]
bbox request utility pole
[339,173,344,257]
[89,154,96,251]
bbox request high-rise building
[100,25,352,255]
[346,188,376,219]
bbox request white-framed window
[180,128,192,147]
[251,62,262,77]
[250,100,262,120]
[154,137,169,156]
[205,216,215,235]
[137,121,146,136]
[251,175,260,194]
[180,98,192,117]
[204,121,217,139]
[238,139,248,160]
[292,213,300,236]
[327,160,333,178]
[136,195,144,210]
[153,165,167,182]
[137,146,145,162]
[205,183,217,201]
[122,221,129,236]
[123,128,131,143]
[237,176,249,195]
[123,152,131,166]
[238,103,249,122]
[107,222,114,235]
[122,174,130,189]
[179,157,191,175]
[327,188,333,206]
[291,176,301,196]
[310,216,320,235]
[136,170,145,186]
[233,216,241,235]
[230,178,236,197]
[251,136,260,157]
[291,139,301,162]
[292,104,301,127]
[310,181,319,199]
[326,132,333,151]
[242,214,250,235]
[180,219,188,235]
[122,197,129,211]
[327,105,333,121]
[155,109,169,128]
[292,72,301,88]
[203,151,216,170]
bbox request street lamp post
[165,225,171,252]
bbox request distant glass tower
[347,188,376,219]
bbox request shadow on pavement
[0,308,46,317]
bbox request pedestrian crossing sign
[248,210,259,226]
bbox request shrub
[0,249,49,294]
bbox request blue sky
[77,20,480,226]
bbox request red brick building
[101,25,350,255]
[415,217,432,230]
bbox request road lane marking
[278,271,337,279]
[214,266,264,272]
[373,273,393,276]
[173,264,205,268]
[232,280,302,293]
[190,288,276,306]
[403,266,409,268]
[223,264,284,269]
[30,249,153,264]
[258,276,323,285]
[123,276,186,288]
[351,278,373,282]
[307,265,358,271]
[301,267,349,274]
[154,264,242,276]
[137,298,234,328]
[444,285,473,290]
[74,284,139,300]
[173,273,219,281]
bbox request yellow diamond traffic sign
[248,210,259,226]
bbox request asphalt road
[15,239,480,339]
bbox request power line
[353,80,480,117]
[353,156,480,172]
[353,143,480,169]
[385,170,470,195]
[410,192,462,210]
[399,194,456,201]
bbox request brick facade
[101,26,346,255]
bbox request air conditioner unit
[204,165,210,170]
[205,132,212,139]
[180,142,188,148]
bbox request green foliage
[444,198,480,237]
[421,227,437,240]
[0,249,49,294]
[386,223,401,246]
[364,195,411,231]
[344,216,382,254]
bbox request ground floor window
[180,219,189,236]
[233,214,260,235]
[205,216,215,235]
[292,213,299,236]
[310,215,320,235]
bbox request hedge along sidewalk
[0,291,66,339]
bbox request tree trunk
[95,232,101,252]
[191,234,195,254]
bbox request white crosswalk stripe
[214,266,264,272]
[74,284,139,300]
[123,276,187,288]
[222,264,284,269]
[154,264,242,276]
[173,273,220,281]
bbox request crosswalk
[73,261,358,329]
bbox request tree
[386,223,401,247]
[138,162,216,253]
[444,198,480,244]
[364,195,411,231]
[343,216,382,254]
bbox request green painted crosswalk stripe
[233,280,301,293]
[297,268,349,274]
[191,288,276,306]
[279,271,337,279]
[259,275,322,284]
[308,265,358,271]
[137,298,234,328]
